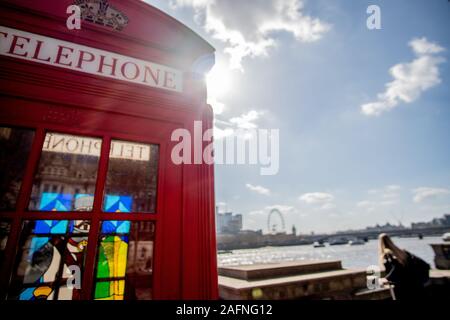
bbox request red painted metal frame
[0,0,218,300]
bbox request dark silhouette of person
[379,234,430,299]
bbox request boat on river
[313,241,325,248]
[348,238,365,246]
[328,238,348,246]
[442,233,450,242]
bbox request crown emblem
[74,0,129,31]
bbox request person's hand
[379,278,391,287]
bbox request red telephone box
[0,0,218,300]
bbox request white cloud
[265,204,296,213]
[229,110,263,129]
[246,183,271,196]
[248,204,298,216]
[213,110,264,141]
[412,187,450,203]
[356,201,377,213]
[357,201,375,208]
[299,192,334,204]
[209,97,225,115]
[386,185,401,192]
[172,0,210,8]
[320,203,336,210]
[382,193,398,200]
[409,37,445,55]
[358,185,402,210]
[170,0,330,70]
[361,37,445,116]
[367,185,401,201]
[213,125,234,139]
[249,209,265,216]
[357,199,394,210]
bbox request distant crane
[267,208,286,234]
[390,209,405,227]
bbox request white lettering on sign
[0,26,183,92]
[110,140,151,161]
[43,133,151,161]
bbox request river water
[217,236,443,269]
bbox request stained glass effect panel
[34,220,69,234]
[94,280,125,300]
[104,195,132,213]
[8,220,90,300]
[96,235,129,279]
[94,221,155,300]
[101,220,131,234]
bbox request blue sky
[147,0,450,233]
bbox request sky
[146,0,450,234]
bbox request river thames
[218,236,443,269]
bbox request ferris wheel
[267,208,286,234]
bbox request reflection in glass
[8,220,90,300]
[103,140,158,213]
[0,220,11,269]
[94,221,155,300]
[28,133,101,211]
[0,127,35,211]
[126,221,155,300]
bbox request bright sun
[206,63,232,100]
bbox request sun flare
[206,63,232,99]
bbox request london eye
[267,208,286,234]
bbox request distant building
[411,214,450,229]
[216,211,243,234]
[364,222,406,233]
[443,214,450,225]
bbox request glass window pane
[101,220,131,234]
[96,235,129,280]
[0,220,11,269]
[94,221,155,300]
[8,220,90,300]
[0,127,35,211]
[126,221,155,300]
[94,280,125,300]
[28,132,102,212]
[103,140,158,213]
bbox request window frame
[0,124,164,300]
